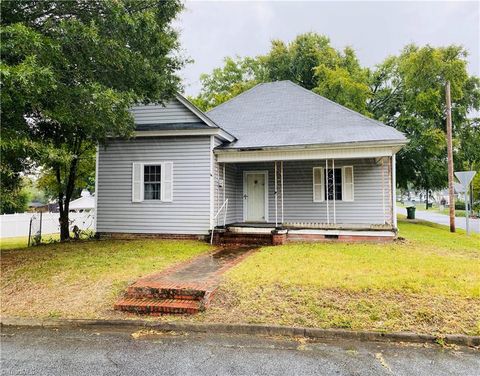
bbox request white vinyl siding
[342,166,354,201]
[131,162,173,202]
[97,137,211,235]
[221,160,389,225]
[312,167,325,202]
[130,99,199,124]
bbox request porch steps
[115,284,215,315]
[114,297,202,315]
[214,231,274,245]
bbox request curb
[1,317,479,347]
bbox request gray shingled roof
[207,81,406,149]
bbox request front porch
[212,153,398,244]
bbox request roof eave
[215,139,408,154]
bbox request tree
[370,45,480,208]
[1,0,186,240]
[192,33,370,113]
[191,56,263,111]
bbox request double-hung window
[313,166,354,202]
[132,162,173,202]
[143,165,162,200]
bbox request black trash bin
[406,206,416,219]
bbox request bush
[455,201,465,210]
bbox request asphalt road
[397,206,480,233]
[1,327,479,376]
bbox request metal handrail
[210,198,229,244]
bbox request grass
[202,218,480,335]
[0,235,59,250]
[2,218,479,335]
[0,239,212,319]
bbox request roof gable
[130,94,220,131]
[207,81,407,149]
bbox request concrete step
[114,298,203,315]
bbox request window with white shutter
[342,166,354,201]
[131,162,173,202]
[313,167,325,202]
[132,163,143,202]
[162,162,173,202]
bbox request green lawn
[2,219,479,335]
[1,239,212,319]
[203,218,480,335]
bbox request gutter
[2,317,478,347]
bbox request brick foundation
[287,233,394,243]
[97,232,206,241]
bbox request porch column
[274,161,278,227]
[332,158,336,224]
[223,163,226,204]
[381,157,386,224]
[325,159,330,224]
[281,161,284,225]
[392,155,397,228]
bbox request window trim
[142,163,163,201]
[132,161,173,203]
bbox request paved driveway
[1,327,479,376]
[397,207,480,234]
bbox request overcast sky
[175,1,479,96]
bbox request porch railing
[210,198,229,244]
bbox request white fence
[0,211,95,238]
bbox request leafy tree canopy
[1,0,186,237]
[192,33,371,114]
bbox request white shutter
[132,163,143,202]
[162,162,173,202]
[313,167,325,202]
[343,166,354,201]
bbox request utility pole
[445,81,455,232]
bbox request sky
[175,0,480,96]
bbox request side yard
[0,239,212,319]
[202,218,480,335]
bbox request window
[132,162,173,202]
[325,168,342,201]
[143,165,162,200]
[313,166,354,202]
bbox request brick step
[215,233,273,245]
[126,285,206,301]
[114,298,202,315]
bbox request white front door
[244,171,268,222]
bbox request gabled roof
[128,93,236,141]
[207,81,407,149]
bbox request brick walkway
[115,246,256,315]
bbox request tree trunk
[425,189,429,210]
[59,209,70,240]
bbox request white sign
[455,171,476,188]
